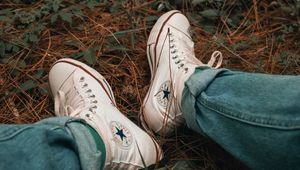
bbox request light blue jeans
[1,68,300,170]
[0,117,102,170]
[182,67,300,170]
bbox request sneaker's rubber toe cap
[49,59,79,96]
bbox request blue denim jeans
[182,67,300,170]
[0,117,102,170]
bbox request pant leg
[181,67,300,170]
[0,117,102,170]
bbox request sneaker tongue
[172,33,195,58]
[176,29,194,46]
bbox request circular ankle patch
[110,121,132,147]
[156,81,171,108]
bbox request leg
[141,10,299,169]
[0,117,104,170]
[182,67,300,170]
[1,56,164,170]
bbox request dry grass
[0,0,299,169]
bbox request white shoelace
[54,76,161,168]
[168,30,223,70]
[54,76,98,118]
[206,50,223,68]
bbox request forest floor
[1,0,299,169]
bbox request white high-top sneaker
[141,10,223,135]
[49,58,162,169]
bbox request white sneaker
[49,58,162,169]
[141,10,223,135]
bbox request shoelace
[54,76,161,169]
[54,76,98,118]
[168,30,223,71]
[206,50,223,68]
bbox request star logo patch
[156,81,171,108]
[110,121,132,147]
[115,127,126,141]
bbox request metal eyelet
[172,55,178,59]
[91,100,98,104]
[178,63,185,69]
[89,94,95,98]
[175,60,181,64]
[171,49,177,54]
[80,77,85,82]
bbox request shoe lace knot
[168,29,223,71]
[54,76,98,119]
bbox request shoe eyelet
[80,77,85,82]
[178,63,184,69]
[184,68,188,73]
[171,50,177,54]
[82,83,88,88]
[89,94,95,98]
[91,100,97,104]
[172,55,178,59]
[175,60,181,64]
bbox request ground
[0,0,299,169]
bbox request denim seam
[199,97,300,130]
[0,127,33,141]
[181,85,204,134]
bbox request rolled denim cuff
[66,119,102,170]
[181,67,228,133]
[37,117,102,170]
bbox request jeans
[182,67,300,170]
[0,117,102,170]
[2,68,300,170]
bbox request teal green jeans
[1,68,300,169]
[182,67,300,170]
[0,117,103,170]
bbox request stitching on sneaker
[52,60,116,106]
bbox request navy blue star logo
[115,127,126,141]
[162,88,170,100]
